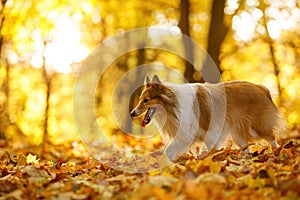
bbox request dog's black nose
[130,111,136,117]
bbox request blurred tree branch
[259,1,283,105]
[41,49,51,154]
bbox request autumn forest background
[0,0,300,199]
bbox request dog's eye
[143,98,149,103]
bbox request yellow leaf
[209,160,221,173]
[195,173,227,184]
[17,153,27,166]
[152,187,175,200]
[26,153,40,165]
[149,175,178,188]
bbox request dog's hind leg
[230,123,249,149]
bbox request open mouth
[142,107,156,127]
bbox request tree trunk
[0,53,8,141]
[201,0,227,83]
[0,0,8,141]
[179,0,196,83]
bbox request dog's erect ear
[152,75,161,84]
[145,76,151,87]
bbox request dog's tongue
[142,107,156,128]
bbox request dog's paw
[164,147,179,161]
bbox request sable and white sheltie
[130,75,286,160]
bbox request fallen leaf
[26,153,40,165]
[149,175,178,188]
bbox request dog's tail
[261,83,279,102]
[261,83,287,140]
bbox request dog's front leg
[164,140,181,161]
[164,138,191,161]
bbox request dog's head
[130,75,173,127]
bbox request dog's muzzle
[130,110,137,117]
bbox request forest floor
[0,130,300,200]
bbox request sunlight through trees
[0,0,299,145]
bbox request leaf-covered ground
[0,134,300,200]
